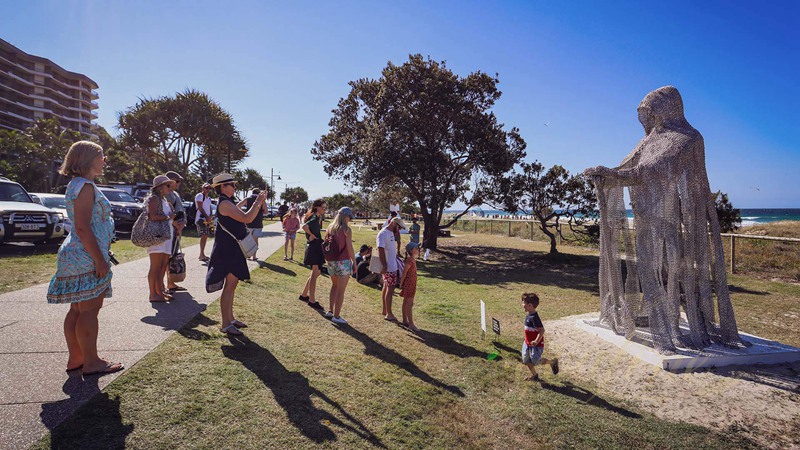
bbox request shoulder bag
[131,196,171,248]
[168,236,186,282]
[218,221,258,259]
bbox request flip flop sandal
[170,286,187,292]
[384,317,398,322]
[149,297,168,303]
[83,362,124,377]
[231,319,248,328]
[221,324,243,335]
[66,364,83,373]
[198,257,210,262]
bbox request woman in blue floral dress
[47,141,123,376]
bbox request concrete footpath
[0,221,286,449]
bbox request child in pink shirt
[282,208,301,260]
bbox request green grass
[33,227,782,449]
[0,231,201,294]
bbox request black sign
[491,318,500,335]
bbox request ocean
[449,208,800,227]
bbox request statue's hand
[583,166,613,178]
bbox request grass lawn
[0,231,202,295]
[35,227,794,449]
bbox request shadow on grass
[333,325,465,397]
[40,375,133,449]
[221,335,385,447]
[728,284,769,296]
[256,260,296,276]
[424,245,599,294]
[540,380,642,419]
[411,329,487,359]
[140,291,210,336]
[493,341,522,361]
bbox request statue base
[575,317,800,372]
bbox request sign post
[487,317,502,360]
[480,300,486,340]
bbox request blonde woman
[324,207,356,324]
[47,141,123,376]
[146,175,179,302]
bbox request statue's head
[637,86,686,134]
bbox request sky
[4,0,799,208]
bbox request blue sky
[5,0,799,207]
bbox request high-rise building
[0,38,98,137]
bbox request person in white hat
[206,173,267,335]
[146,175,178,303]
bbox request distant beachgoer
[520,293,559,381]
[164,171,186,293]
[278,201,289,220]
[238,188,268,261]
[376,216,406,321]
[47,141,123,377]
[399,242,420,331]
[354,245,381,286]
[299,199,327,310]
[195,183,214,262]
[282,208,301,260]
[409,216,421,247]
[206,173,268,335]
[146,175,177,303]
[324,207,356,324]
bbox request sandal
[149,297,168,303]
[221,324,243,335]
[83,362,124,377]
[66,364,83,373]
[169,286,187,292]
[231,319,248,328]
[198,256,210,262]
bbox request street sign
[492,318,500,335]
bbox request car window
[42,197,67,208]
[0,184,33,203]
[101,190,136,202]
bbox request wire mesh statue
[584,86,743,354]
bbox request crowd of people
[46,140,558,382]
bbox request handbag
[168,236,186,282]
[322,231,344,261]
[131,195,171,248]
[218,221,258,259]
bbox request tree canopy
[312,54,526,249]
[714,191,742,233]
[281,186,309,204]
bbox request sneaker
[551,358,559,375]
[308,301,324,310]
[331,316,348,325]
[324,311,334,319]
[298,295,309,302]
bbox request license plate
[20,224,41,231]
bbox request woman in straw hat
[146,175,178,302]
[207,173,267,335]
[47,141,123,376]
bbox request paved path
[0,221,287,449]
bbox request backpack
[322,231,345,261]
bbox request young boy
[521,293,559,381]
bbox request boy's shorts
[521,342,543,364]
[285,232,297,240]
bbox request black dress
[206,195,250,292]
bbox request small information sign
[492,318,500,335]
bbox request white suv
[0,177,66,245]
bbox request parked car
[97,187,144,232]
[0,177,66,245]
[30,193,71,234]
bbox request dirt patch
[549,314,800,450]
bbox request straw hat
[152,175,175,189]
[390,217,407,230]
[211,173,237,187]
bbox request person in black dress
[298,198,327,310]
[206,173,268,335]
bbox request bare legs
[148,253,170,301]
[64,292,121,374]
[382,280,396,321]
[289,237,295,259]
[199,234,208,260]
[220,273,239,328]
[251,235,259,260]
[401,296,417,330]
[302,265,321,304]
[329,275,350,318]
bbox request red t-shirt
[524,312,545,347]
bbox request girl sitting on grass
[399,242,420,331]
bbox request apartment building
[0,38,98,137]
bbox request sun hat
[165,171,184,181]
[211,173,237,187]
[390,216,407,230]
[339,206,355,219]
[202,182,212,189]
[152,175,175,189]
[406,242,420,253]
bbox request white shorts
[249,228,266,238]
[147,238,172,255]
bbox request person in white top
[377,216,406,322]
[195,183,213,261]
[146,176,179,303]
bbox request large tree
[486,162,597,255]
[714,191,742,233]
[312,54,526,249]
[117,89,248,177]
[281,186,309,204]
[323,192,360,211]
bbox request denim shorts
[521,342,543,364]
[285,232,297,240]
[328,259,353,277]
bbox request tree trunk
[422,213,439,250]
[539,219,559,255]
